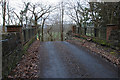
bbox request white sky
[0,0,63,25]
[9,0,61,12]
[0,0,87,25]
[9,0,61,7]
[9,0,61,4]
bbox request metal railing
[22,27,37,44]
[75,27,106,40]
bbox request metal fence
[76,27,106,40]
[22,27,37,44]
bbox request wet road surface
[37,41,118,78]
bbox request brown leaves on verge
[8,40,40,78]
[67,37,119,65]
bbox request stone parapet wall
[2,25,38,78]
[2,32,23,77]
[2,33,22,56]
[109,30,120,49]
[106,24,118,40]
[109,30,120,41]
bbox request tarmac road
[37,41,118,78]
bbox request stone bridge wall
[2,32,23,77]
[2,25,38,78]
[109,30,120,48]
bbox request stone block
[6,25,22,33]
[106,24,118,40]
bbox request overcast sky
[0,0,76,25]
[9,0,61,12]
[0,0,88,25]
[0,0,63,25]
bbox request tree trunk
[94,28,97,37]
[41,19,45,41]
[35,15,37,27]
[38,29,40,40]
[84,27,87,35]
[7,2,10,25]
[26,16,28,26]
[51,32,53,41]
[61,2,64,41]
[2,0,6,33]
[78,27,80,33]
[78,23,82,34]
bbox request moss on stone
[110,52,115,54]
[92,38,111,47]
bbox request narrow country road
[37,41,118,78]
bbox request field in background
[39,32,66,41]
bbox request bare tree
[12,2,30,26]
[27,2,56,41]
[66,0,82,34]
[2,0,6,32]
[21,2,30,26]
[60,2,64,41]
[66,0,90,35]
[6,0,9,25]
[47,27,53,41]
[41,13,50,41]
[28,3,55,27]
